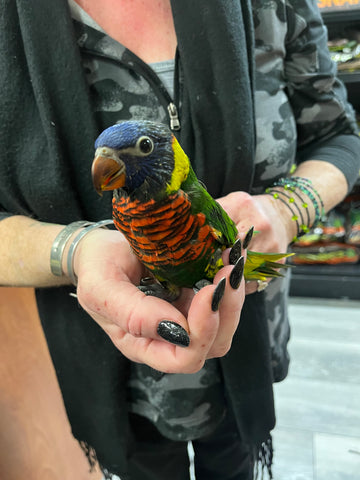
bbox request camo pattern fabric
[70,0,357,440]
[252,0,357,380]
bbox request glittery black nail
[243,226,254,249]
[229,238,242,265]
[211,277,226,312]
[229,256,244,290]
[157,320,190,347]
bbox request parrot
[91,120,292,303]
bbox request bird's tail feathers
[245,251,294,281]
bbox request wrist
[266,192,298,245]
[65,220,114,285]
[50,220,113,285]
[50,221,92,277]
[61,227,87,278]
[265,176,325,243]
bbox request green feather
[179,156,292,282]
[181,165,237,246]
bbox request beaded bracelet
[266,188,301,242]
[293,176,325,220]
[266,176,325,243]
[266,188,309,242]
[273,177,325,224]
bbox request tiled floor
[272,297,360,480]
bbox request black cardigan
[1,1,276,477]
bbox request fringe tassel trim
[254,436,273,479]
[79,440,114,480]
[79,435,273,480]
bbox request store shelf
[322,10,360,23]
[341,76,360,110]
[338,71,360,83]
[287,5,360,300]
[319,2,360,22]
[290,263,360,300]
[290,4,360,300]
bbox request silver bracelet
[66,219,114,285]
[50,221,93,276]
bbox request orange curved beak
[91,150,126,196]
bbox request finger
[179,280,224,368]
[245,280,259,295]
[118,282,222,373]
[77,277,190,346]
[228,238,242,265]
[206,261,245,359]
[242,226,254,249]
[245,279,271,295]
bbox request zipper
[167,102,180,131]
[81,47,181,132]
[170,49,181,132]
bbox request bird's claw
[138,277,180,302]
[193,279,212,294]
[193,277,226,312]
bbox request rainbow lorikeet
[92,120,292,302]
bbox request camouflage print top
[69,0,359,441]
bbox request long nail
[229,256,244,290]
[211,277,226,312]
[243,226,254,249]
[157,320,190,347]
[229,238,242,265]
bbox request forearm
[293,159,348,215]
[0,216,73,287]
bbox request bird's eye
[136,136,154,155]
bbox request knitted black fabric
[1,1,274,477]
[170,0,256,197]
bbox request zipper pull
[167,102,181,131]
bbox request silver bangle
[50,221,93,276]
[66,219,114,285]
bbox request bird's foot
[193,279,212,294]
[193,277,227,312]
[138,277,180,302]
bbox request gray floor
[272,297,360,480]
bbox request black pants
[127,408,254,480]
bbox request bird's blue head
[92,120,175,199]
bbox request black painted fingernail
[157,320,190,347]
[230,256,244,290]
[229,238,242,265]
[243,226,254,249]
[211,277,226,312]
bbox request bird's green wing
[181,166,238,247]
[179,164,294,283]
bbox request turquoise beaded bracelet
[273,177,325,224]
[266,176,325,242]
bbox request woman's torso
[70,0,297,195]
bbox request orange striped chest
[112,191,219,279]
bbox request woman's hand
[73,228,245,374]
[217,191,295,294]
